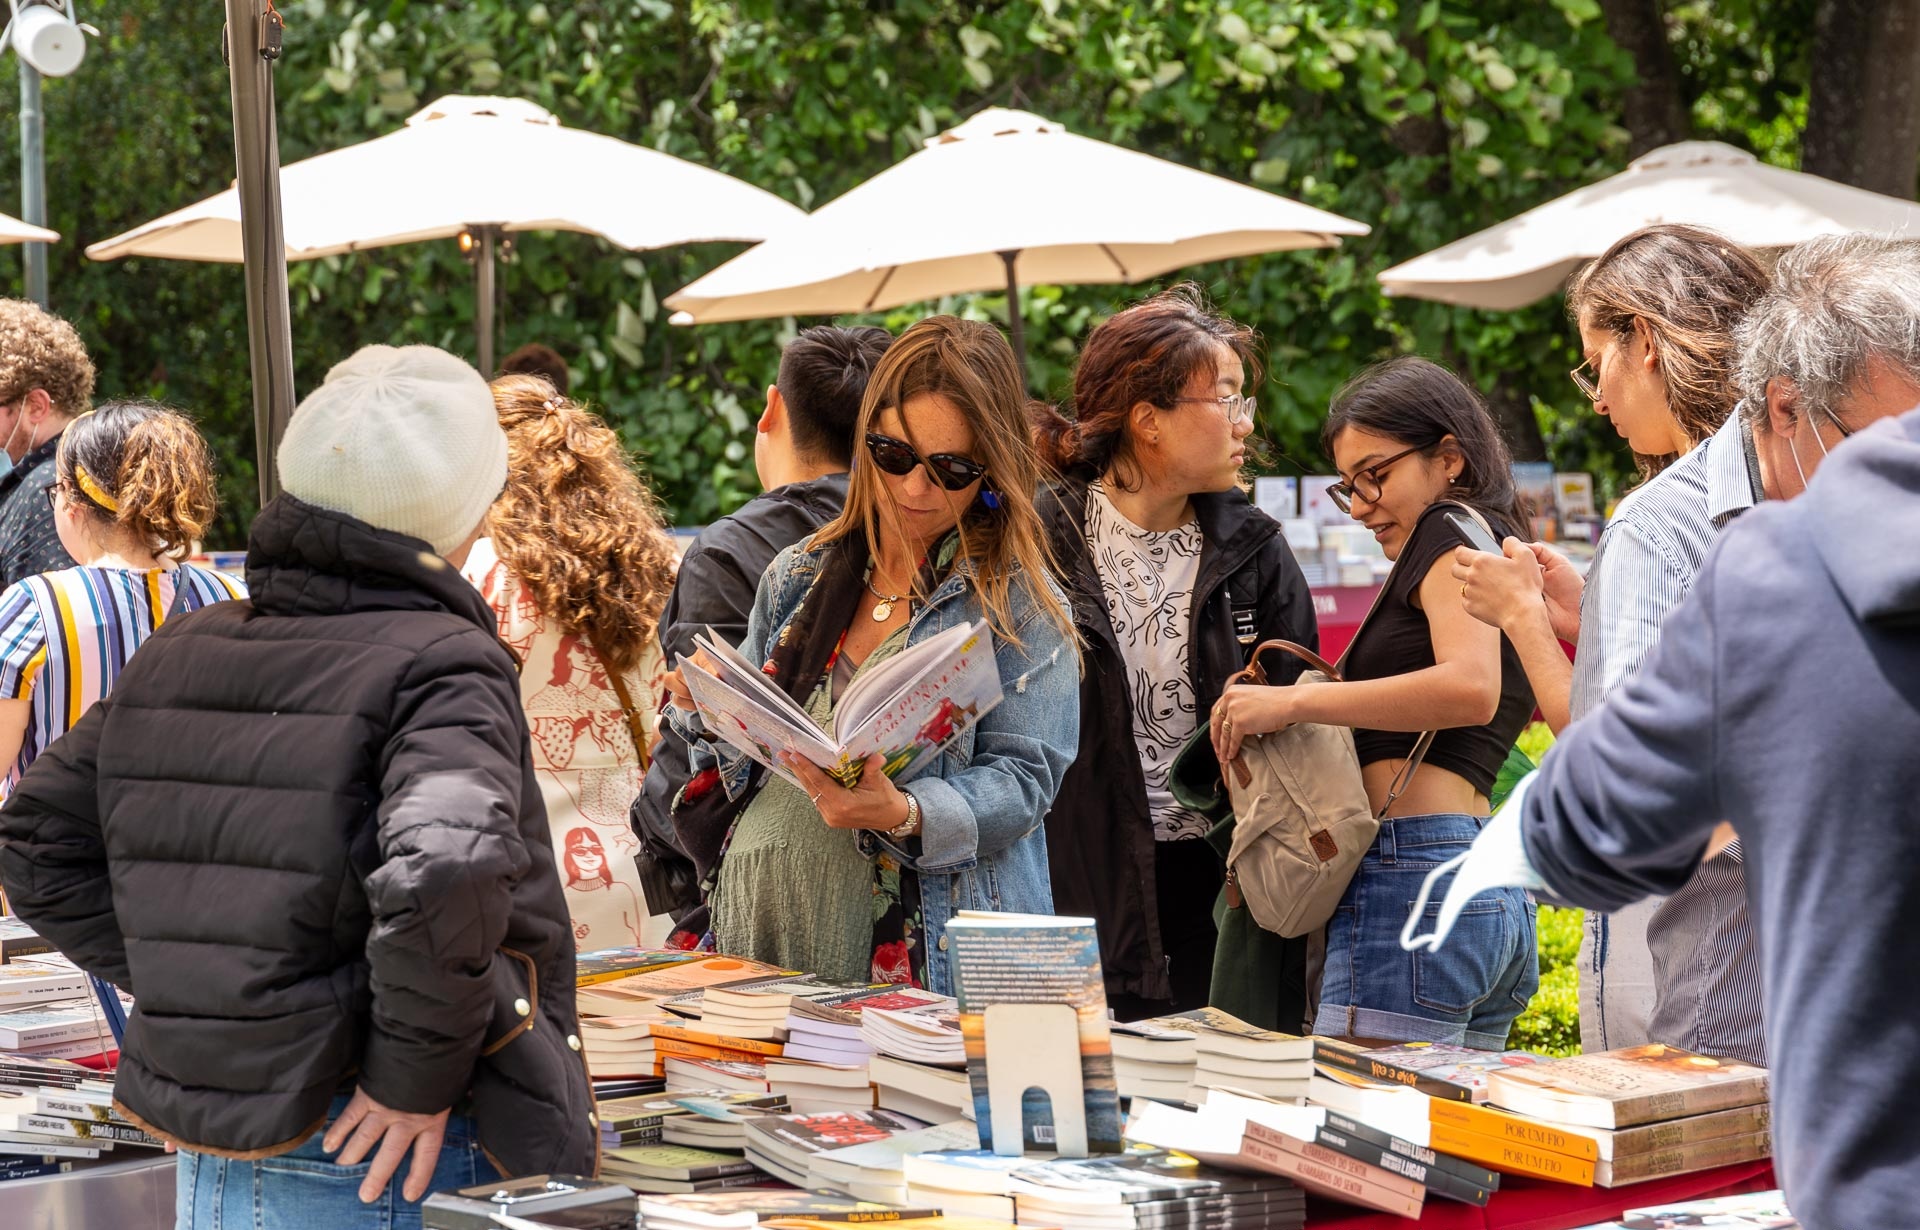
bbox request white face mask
[1400,785,1546,954]
[1,405,29,462]
[1786,408,1835,492]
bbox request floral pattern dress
[465,539,671,951]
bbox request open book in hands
[679,619,1004,791]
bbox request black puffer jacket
[0,496,595,1176]
[1038,477,1319,1004]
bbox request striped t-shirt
[0,563,248,792]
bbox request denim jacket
[666,538,1079,995]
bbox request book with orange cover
[1427,1122,1596,1185]
[609,956,800,998]
[1428,1097,1600,1161]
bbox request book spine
[1237,1132,1423,1218]
[1605,1083,1770,1129]
[1243,1122,1424,1202]
[1318,1111,1500,1189]
[642,1038,776,1064]
[1427,1123,1596,1185]
[1429,1098,1600,1161]
[0,936,56,962]
[1602,1103,1773,1158]
[1596,1130,1772,1187]
[1313,1126,1492,1206]
[69,1121,162,1146]
[602,1125,666,1145]
[649,1026,785,1057]
[1311,1040,1473,1101]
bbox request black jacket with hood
[0,496,595,1176]
[1037,476,1319,1005]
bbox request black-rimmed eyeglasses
[1326,443,1433,514]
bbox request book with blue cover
[946,912,1121,1156]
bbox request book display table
[1306,1160,1776,1229]
[0,1154,175,1228]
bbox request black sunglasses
[865,432,988,491]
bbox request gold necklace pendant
[872,598,894,622]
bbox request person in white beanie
[0,344,594,1229]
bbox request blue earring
[981,488,1003,511]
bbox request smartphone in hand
[1444,508,1505,554]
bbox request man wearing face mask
[0,300,92,588]
[1404,233,1920,1230]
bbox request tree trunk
[1597,0,1691,157]
[1803,0,1920,197]
[1485,379,1549,462]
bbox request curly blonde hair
[0,299,94,417]
[61,401,218,561]
[486,375,677,675]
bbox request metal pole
[476,225,496,376]
[225,0,296,506]
[998,249,1027,389]
[19,62,47,307]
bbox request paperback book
[1312,1038,1543,1103]
[681,620,1002,790]
[1485,1044,1770,1130]
[946,912,1122,1156]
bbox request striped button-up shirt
[1573,413,1768,1067]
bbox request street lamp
[3,0,93,306]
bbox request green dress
[713,625,913,985]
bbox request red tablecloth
[1304,1160,1776,1229]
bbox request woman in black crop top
[1210,357,1538,1049]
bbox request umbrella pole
[475,226,497,377]
[225,0,296,506]
[18,63,47,308]
[998,250,1028,389]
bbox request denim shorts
[1311,812,1539,1050]
[175,1094,500,1230]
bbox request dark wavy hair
[1321,356,1524,529]
[1033,283,1262,487]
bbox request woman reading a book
[463,375,680,951]
[1029,285,1319,1027]
[1212,357,1537,1049]
[661,316,1079,995]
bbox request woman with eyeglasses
[1448,224,1771,1067]
[1030,285,1318,1028]
[660,316,1078,993]
[0,400,243,798]
[1212,356,1537,1048]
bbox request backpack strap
[587,628,652,774]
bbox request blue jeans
[175,1095,499,1230]
[1312,812,1539,1050]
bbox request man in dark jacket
[1407,408,1920,1230]
[1037,479,1318,1025]
[0,298,92,586]
[635,324,890,914]
[0,345,593,1225]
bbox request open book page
[679,655,839,792]
[693,629,816,730]
[827,619,1004,785]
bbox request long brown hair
[813,317,1075,652]
[486,375,677,675]
[1566,224,1769,474]
[60,400,218,561]
[1033,283,1262,487]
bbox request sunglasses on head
[864,432,988,491]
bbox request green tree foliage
[0,2,1818,543]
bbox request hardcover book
[1485,1044,1770,1130]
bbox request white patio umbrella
[664,108,1370,376]
[0,211,58,246]
[86,95,806,373]
[1378,141,1920,309]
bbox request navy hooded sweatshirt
[1516,407,1920,1230]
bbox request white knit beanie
[277,344,507,555]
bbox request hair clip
[542,397,562,416]
[72,463,119,513]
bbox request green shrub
[1509,957,1581,1056]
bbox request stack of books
[581,1019,784,1078]
[1007,1152,1304,1230]
[741,1109,931,1187]
[804,1119,979,1204]
[903,1151,1045,1222]
[1177,1009,1314,1103]
[1570,1188,1798,1228]
[869,1054,972,1125]
[665,1058,775,1096]
[1483,1044,1772,1187]
[0,1059,165,1179]
[862,1006,964,1066]
[1109,1020,1198,1103]
[600,1142,772,1195]
[595,1090,786,1152]
[765,1059,876,1114]
[1312,1038,1544,1102]
[636,1190,943,1230]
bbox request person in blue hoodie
[1405,238,1920,1230]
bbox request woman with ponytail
[463,375,681,951]
[0,400,244,795]
[1034,285,1319,1028]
